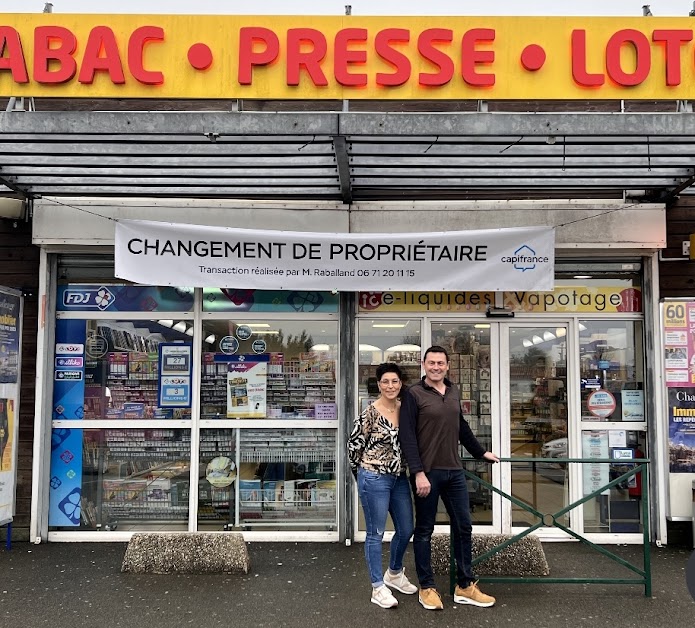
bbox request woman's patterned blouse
[347,403,403,475]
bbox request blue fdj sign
[62,286,116,311]
[55,357,84,368]
[54,370,83,381]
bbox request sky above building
[24,0,695,17]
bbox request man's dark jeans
[410,468,474,589]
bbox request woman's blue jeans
[357,467,414,586]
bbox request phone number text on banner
[115,220,555,292]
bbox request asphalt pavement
[1,538,693,628]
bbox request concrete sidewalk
[1,540,693,628]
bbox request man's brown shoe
[453,581,495,607]
[418,587,444,610]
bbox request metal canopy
[1,110,695,203]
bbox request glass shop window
[579,321,645,422]
[49,428,190,531]
[53,318,193,421]
[200,320,339,420]
[356,319,422,412]
[197,428,337,531]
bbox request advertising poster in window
[53,319,87,420]
[662,301,695,472]
[663,301,695,387]
[158,344,192,408]
[0,399,16,523]
[0,287,21,526]
[620,390,645,422]
[226,356,268,418]
[668,388,695,473]
[0,290,20,384]
[48,427,84,527]
[582,430,609,495]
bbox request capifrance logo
[501,245,550,273]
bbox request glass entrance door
[430,321,571,534]
[504,324,570,532]
[430,322,497,528]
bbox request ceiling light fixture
[372,323,407,328]
[310,344,331,351]
[386,344,421,352]
[358,344,381,351]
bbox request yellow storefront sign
[504,286,642,313]
[358,291,493,312]
[3,14,695,99]
[359,287,642,313]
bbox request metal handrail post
[642,462,651,596]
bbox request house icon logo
[512,245,538,272]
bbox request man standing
[400,345,499,610]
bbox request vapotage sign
[4,14,695,99]
[115,220,555,291]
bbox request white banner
[115,220,555,291]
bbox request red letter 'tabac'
[78,26,126,84]
[128,26,164,85]
[0,27,29,83]
[34,25,77,84]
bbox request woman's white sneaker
[383,568,418,594]
[371,584,399,608]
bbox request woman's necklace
[379,400,398,413]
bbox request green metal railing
[450,457,651,596]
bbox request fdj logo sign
[63,286,116,311]
[502,245,550,273]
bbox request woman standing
[348,363,416,608]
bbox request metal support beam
[8,111,695,138]
[650,171,695,203]
[0,111,340,136]
[0,173,30,198]
[337,112,695,137]
[5,97,35,112]
[333,135,352,204]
